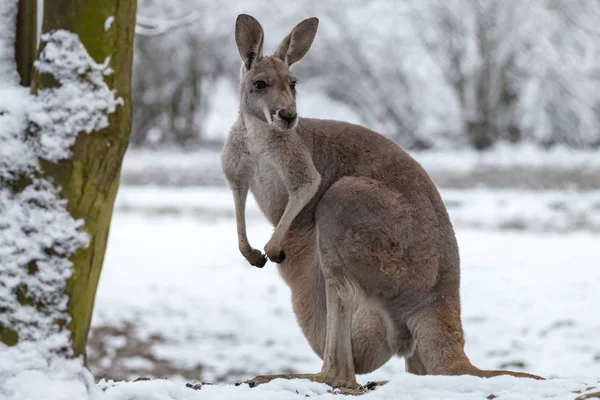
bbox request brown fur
[221,14,543,390]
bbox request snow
[0,181,87,337]
[0,85,36,180]
[0,355,97,400]
[97,375,592,400]
[0,26,122,400]
[31,30,123,161]
[104,16,115,33]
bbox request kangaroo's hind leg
[318,274,358,388]
[246,260,359,387]
[405,346,427,375]
[245,276,361,392]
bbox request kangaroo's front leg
[263,137,321,263]
[232,184,267,268]
[222,129,266,268]
[264,179,320,262]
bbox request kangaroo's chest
[249,154,288,226]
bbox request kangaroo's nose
[278,109,297,123]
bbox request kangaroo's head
[235,14,318,132]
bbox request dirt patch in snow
[88,322,204,382]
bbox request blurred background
[90,0,600,388]
[118,0,600,189]
[130,0,600,151]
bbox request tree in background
[130,0,230,148]
[1,0,136,377]
[411,0,533,149]
[518,0,600,147]
[316,1,428,149]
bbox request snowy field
[88,185,600,399]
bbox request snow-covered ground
[86,185,600,399]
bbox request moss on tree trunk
[30,0,137,361]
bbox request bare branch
[135,12,202,37]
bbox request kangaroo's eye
[253,80,267,90]
[290,81,298,90]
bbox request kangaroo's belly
[250,160,288,226]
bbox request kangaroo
[221,14,543,392]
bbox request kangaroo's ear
[274,17,319,67]
[235,14,264,70]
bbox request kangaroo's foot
[408,305,545,381]
[246,373,360,394]
[415,353,544,380]
[446,362,545,380]
[472,368,544,380]
[246,373,386,395]
[246,373,312,387]
[407,352,545,380]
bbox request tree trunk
[15,0,37,86]
[466,120,493,151]
[30,0,137,360]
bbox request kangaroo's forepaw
[242,247,267,268]
[264,241,286,264]
[269,250,286,263]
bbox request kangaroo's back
[292,117,457,252]
[297,117,444,199]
